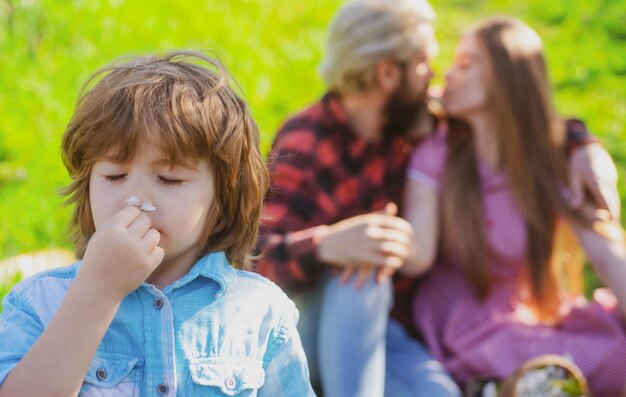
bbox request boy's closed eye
[103,174,185,186]
[157,175,184,186]
[104,174,126,182]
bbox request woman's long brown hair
[443,17,575,321]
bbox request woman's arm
[400,178,441,277]
[574,219,626,318]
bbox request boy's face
[89,140,215,281]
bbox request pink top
[408,130,626,396]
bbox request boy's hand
[79,206,164,301]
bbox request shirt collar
[321,91,412,155]
[74,251,236,296]
[322,91,350,125]
[168,252,235,296]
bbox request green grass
[0,0,624,293]
[0,271,21,309]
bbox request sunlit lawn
[0,0,624,293]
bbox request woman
[402,16,626,396]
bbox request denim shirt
[0,252,315,396]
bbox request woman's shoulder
[413,126,449,158]
[407,126,449,185]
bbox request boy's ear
[375,59,401,93]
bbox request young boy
[0,51,315,396]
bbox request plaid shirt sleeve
[255,113,338,295]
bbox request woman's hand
[568,143,620,220]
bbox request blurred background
[0,0,624,292]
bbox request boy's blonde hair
[319,0,437,95]
[61,50,269,269]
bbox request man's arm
[255,125,337,294]
[256,125,412,293]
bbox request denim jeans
[294,274,462,397]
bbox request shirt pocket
[79,351,144,397]
[187,357,265,396]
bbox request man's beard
[380,84,429,142]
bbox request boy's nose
[124,196,156,212]
[125,176,156,210]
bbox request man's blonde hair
[61,50,269,269]
[320,0,436,95]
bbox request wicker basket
[498,354,590,397]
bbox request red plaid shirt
[255,92,420,327]
[255,92,592,331]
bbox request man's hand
[316,203,412,287]
[79,206,164,301]
[568,143,620,220]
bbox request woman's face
[442,32,492,119]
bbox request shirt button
[153,298,164,310]
[156,383,169,395]
[96,368,107,381]
[225,376,236,390]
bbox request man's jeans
[294,274,463,397]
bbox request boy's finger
[127,212,152,236]
[148,246,165,267]
[142,228,161,250]
[112,205,142,228]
